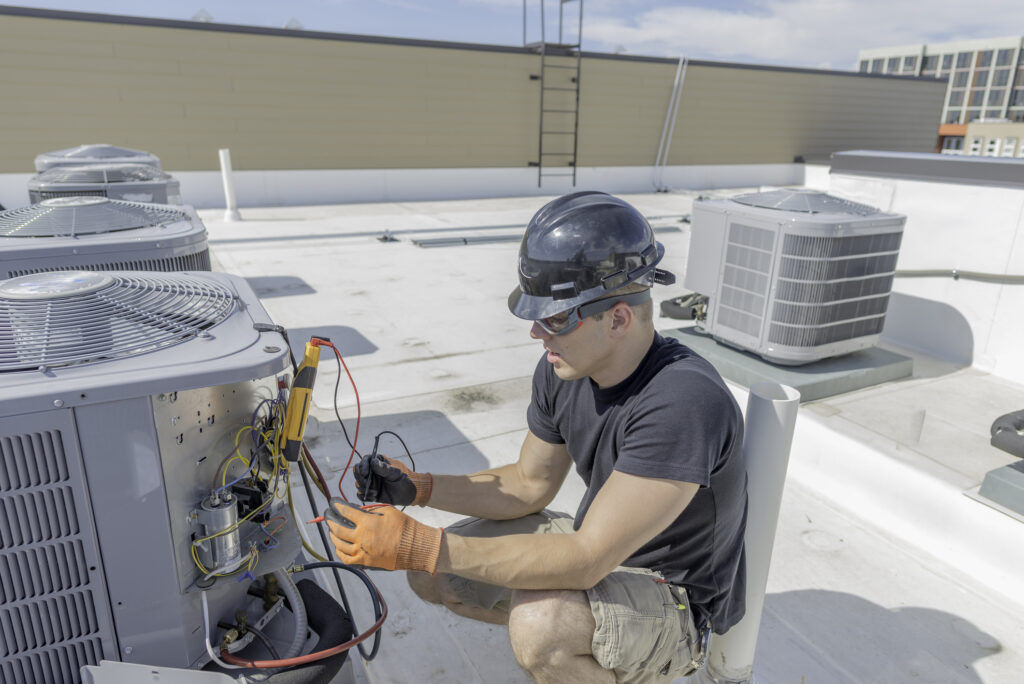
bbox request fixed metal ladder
[525,0,583,187]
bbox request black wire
[371,430,417,472]
[332,352,362,460]
[244,625,282,661]
[296,561,384,660]
[297,454,381,661]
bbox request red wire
[329,345,361,500]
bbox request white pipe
[201,590,244,669]
[703,382,800,683]
[218,148,242,222]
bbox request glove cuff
[409,472,433,507]
[397,520,443,574]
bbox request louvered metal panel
[5,249,212,279]
[0,420,115,684]
[29,190,108,203]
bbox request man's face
[530,312,612,382]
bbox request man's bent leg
[406,570,509,625]
[508,589,614,684]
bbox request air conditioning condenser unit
[28,164,182,205]
[34,144,162,172]
[684,189,906,365]
[0,197,210,278]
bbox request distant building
[858,37,1024,156]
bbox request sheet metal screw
[264,345,280,353]
[53,399,64,408]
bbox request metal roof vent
[28,163,182,205]
[0,271,235,372]
[684,189,907,365]
[0,198,210,278]
[34,144,162,172]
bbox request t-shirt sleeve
[526,355,565,444]
[614,368,738,487]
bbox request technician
[329,191,748,683]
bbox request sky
[8,1,1024,70]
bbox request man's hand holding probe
[325,456,441,573]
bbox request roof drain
[653,56,687,192]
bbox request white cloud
[583,1,1024,69]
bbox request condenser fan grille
[0,197,186,237]
[732,190,878,216]
[35,164,170,184]
[0,272,236,372]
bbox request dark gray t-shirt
[527,333,747,632]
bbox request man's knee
[508,589,594,670]
[406,570,443,604]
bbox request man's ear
[608,302,633,335]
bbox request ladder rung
[542,108,577,113]
[540,173,576,177]
[543,86,578,91]
[541,152,575,156]
[541,131,575,135]
[542,63,577,69]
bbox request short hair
[589,283,654,325]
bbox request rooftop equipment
[684,189,906,365]
[28,163,182,205]
[34,144,162,172]
[0,197,210,279]
[0,270,309,681]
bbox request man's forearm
[426,463,554,519]
[438,529,607,591]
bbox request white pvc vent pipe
[703,382,800,683]
[218,148,242,222]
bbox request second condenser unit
[684,189,906,365]
[0,197,210,278]
[34,144,162,172]
[28,164,182,205]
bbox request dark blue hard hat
[508,191,675,320]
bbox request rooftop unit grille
[0,271,236,372]
[0,197,185,238]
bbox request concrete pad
[663,326,914,403]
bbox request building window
[977,50,993,68]
[985,109,1003,118]
[984,138,1001,156]
[903,55,917,72]
[1002,138,1018,157]
[993,69,1011,87]
[969,89,985,106]
[859,60,869,73]
[969,137,983,154]
[1011,90,1024,106]
[973,70,989,87]
[967,109,982,122]
[922,55,939,72]
[871,58,884,73]
[953,72,969,87]
[948,90,964,106]
[996,49,1014,67]
[1013,111,1024,123]
[941,137,964,154]
[956,52,972,68]
[942,54,953,70]
[887,57,900,72]
[1016,70,1024,87]
[945,110,962,123]
[988,90,1006,106]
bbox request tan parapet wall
[0,9,946,174]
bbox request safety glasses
[535,290,651,336]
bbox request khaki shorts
[440,511,700,683]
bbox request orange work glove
[327,502,443,574]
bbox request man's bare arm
[425,431,573,520]
[437,469,699,590]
